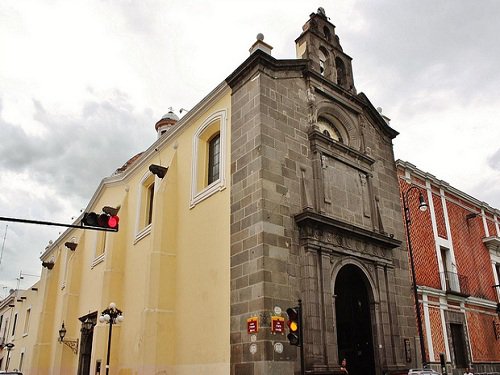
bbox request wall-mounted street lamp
[58,322,79,354]
[81,317,94,333]
[402,185,429,368]
[99,302,124,375]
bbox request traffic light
[286,306,301,346]
[82,212,119,231]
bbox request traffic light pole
[0,216,117,232]
[287,299,305,375]
[298,299,305,375]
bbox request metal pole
[403,186,427,368]
[105,320,113,375]
[0,216,117,232]
[100,304,123,375]
[298,299,305,375]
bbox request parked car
[408,369,440,375]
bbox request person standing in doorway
[464,367,473,375]
[340,358,348,374]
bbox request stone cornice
[309,129,375,172]
[357,92,400,139]
[484,236,500,252]
[397,159,500,215]
[0,293,15,309]
[226,49,400,144]
[294,210,401,249]
[225,49,308,90]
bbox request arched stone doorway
[335,264,376,375]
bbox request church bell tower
[295,8,356,93]
[227,8,416,375]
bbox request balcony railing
[441,271,470,297]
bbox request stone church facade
[0,9,422,375]
[227,9,418,375]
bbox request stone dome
[155,110,179,133]
[162,110,179,121]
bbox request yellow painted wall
[0,284,41,373]
[24,86,231,374]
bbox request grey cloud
[0,92,157,288]
[488,148,500,171]
[0,92,156,202]
[470,180,500,210]
[345,0,500,112]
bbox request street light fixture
[82,317,94,331]
[402,185,428,368]
[99,302,124,375]
[58,322,79,354]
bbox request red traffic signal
[286,307,301,346]
[82,212,119,231]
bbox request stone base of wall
[473,362,500,375]
[383,368,410,375]
[307,370,343,375]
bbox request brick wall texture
[397,163,500,372]
[428,306,445,362]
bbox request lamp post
[5,342,14,371]
[99,302,124,375]
[402,185,428,368]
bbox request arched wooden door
[335,264,376,375]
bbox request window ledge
[91,253,105,269]
[484,236,500,253]
[134,224,152,244]
[190,180,225,208]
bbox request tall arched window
[191,110,227,207]
[207,133,220,185]
[146,181,155,225]
[323,26,332,42]
[134,172,156,242]
[319,47,329,76]
[335,57,346,86]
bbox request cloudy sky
[1,0,499,294]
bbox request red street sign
[247,317,258,333]
[271,316,285,334]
